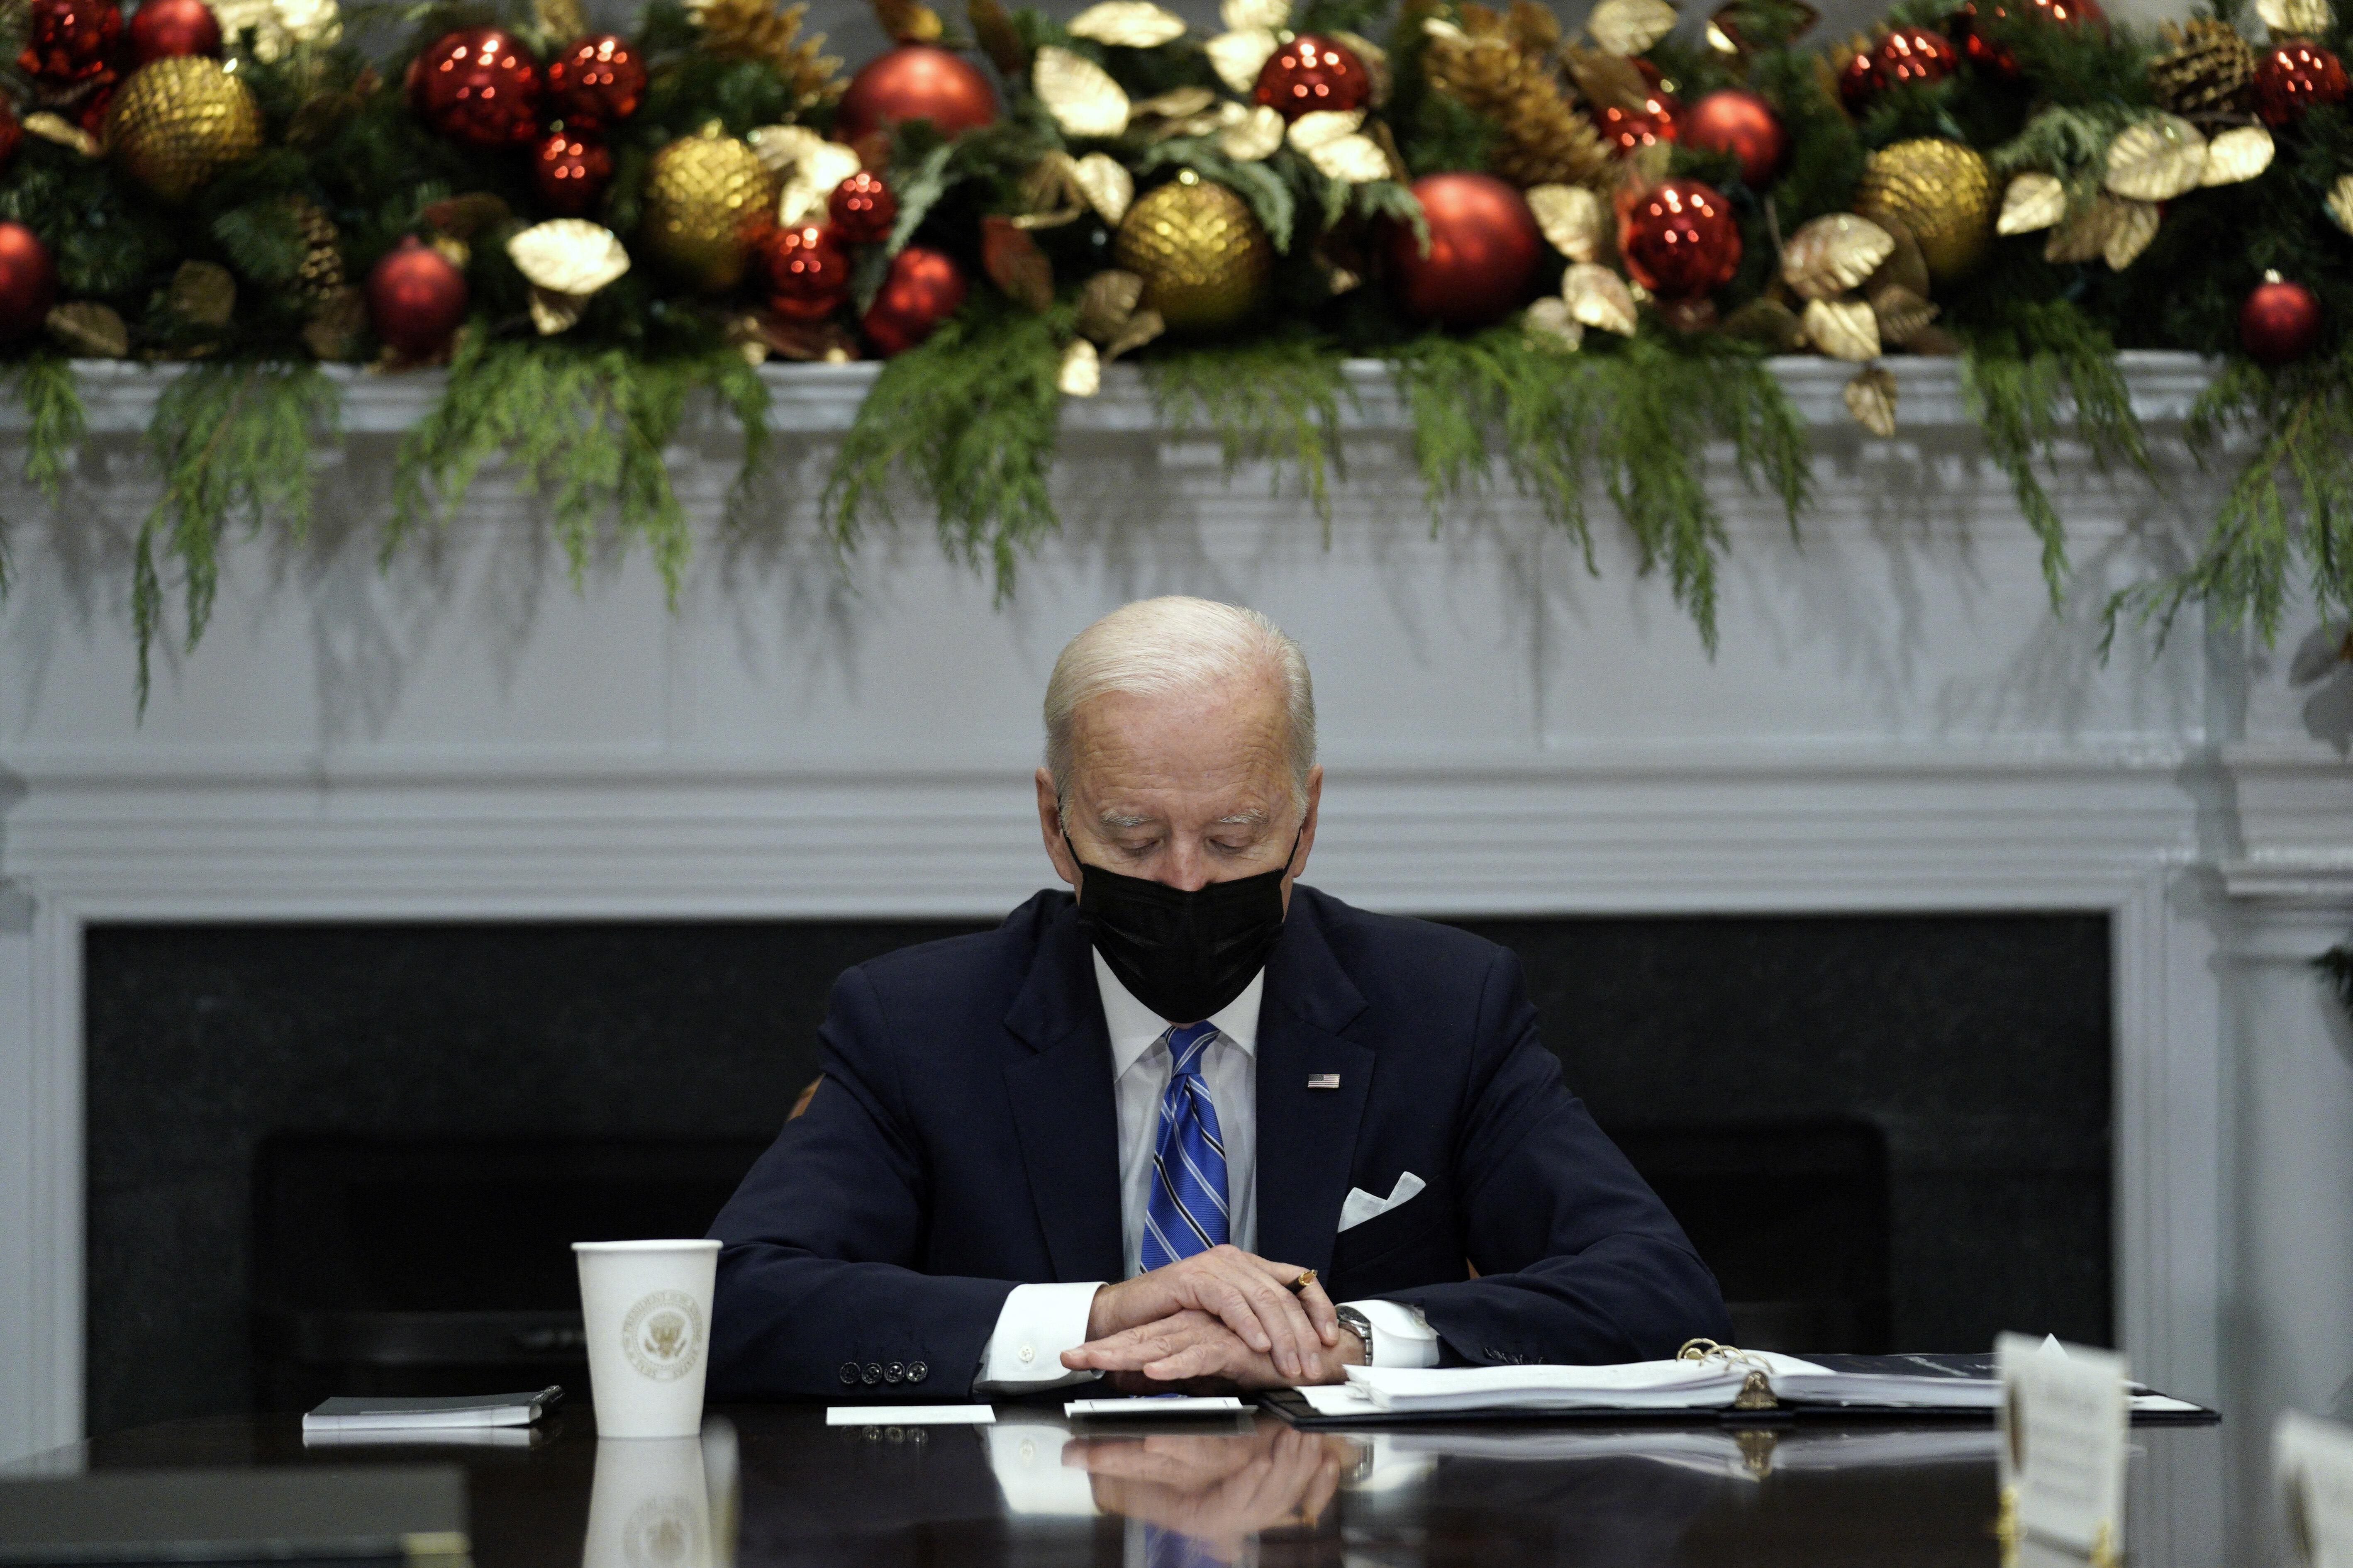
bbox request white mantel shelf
[0,350,2347,1564]
[0,349,2228,437]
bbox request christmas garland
[0,0,2346,704]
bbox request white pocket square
[1338,1171,1425,1232]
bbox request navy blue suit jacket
[707,884,1731,1400]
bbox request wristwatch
[1335,1304,1374,1367]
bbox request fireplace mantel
[2,353,2347,1554]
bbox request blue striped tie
[1139,1022,1230,1271]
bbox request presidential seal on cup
[575,1239,723,1438]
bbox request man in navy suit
[709,597,1730,1400]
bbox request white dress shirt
[974,954,1437,1392]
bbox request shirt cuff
[975,1281,1105,1392]
[1346,1299,1440,1369]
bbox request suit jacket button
[838,1362,859,1385]
[863,1362,883,1385]
[908,1361,928,1382]
[885,1361,905,1384]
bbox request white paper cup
[582,1434,714,1568]
[575,1239,722,1439]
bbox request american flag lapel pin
[1307,1073,1341,1089]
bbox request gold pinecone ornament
[1855,138,1994,284]
[105,57,265,204]
[293,198,345,305]
[640,124,780,293]
[1420,2,1614,190]
[2150,18,2258,117]
[691,0,843,102]
[1111,172,1272,335]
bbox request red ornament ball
[861,244,968,356]
[19,0,122,83]
[1617,178,1741,299]
[2239,274,2321,366]
[760,222,852,322]
[0,222,57,345]
[410,29,541,149]
[128,0,219,65]
[1385,171,1543,330]
[1841,25,1960,110]
[827,170,897,245]
[366,235,468,358]
[1948,0,2102,76]
[1252,34,1370,121]
[544,34,644,129]
[2254,40,2348,126]
[834,44,997,145]
[1683,88,1787,186]
[531,129,613,216]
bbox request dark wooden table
[9,1405,2229,1567]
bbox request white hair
[1044,597,1317,806]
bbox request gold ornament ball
[1854,138,1995,285]
[1112,172,1272,336]
[640,126,779,294]
[105,56,265,205]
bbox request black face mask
[1067,825,1302,1025]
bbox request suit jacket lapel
[1253,894,1373,1280]
[1003,903,1127,1284]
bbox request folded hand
[1081,1244,1339,1383]
[1063,1307,1363,1390]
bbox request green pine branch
[1146,338,1354,533]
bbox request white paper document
[1064,1396,1248,1417]
[1997,1332,2129,1561]
[2276,1410,2353,1568]
[826,1405,997,1425]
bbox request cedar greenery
[389,334,771,598]
[1390,327,1809,652]
[823,302,1070,595]
[134,363,339,710]
[1146,340,1355,531]
[0,354,86,594]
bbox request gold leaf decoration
[2329,174,2353,236]
[507,219,632,296]
[694,0,842,99]
[870,0,943,43]
[529,287,588,336]
[1524,296,1584,351]
[47,301,128,357]
[2200,124,2274,187]
[1035,46,1131,139]
[1133,86,1217,120]
[22,112,98,156]
[1076,269,1145,340]
[1844,367,1897,437]
[1104,307,1165,360]
[1586,0,1679,55]
[1870,284,1938,347]
[1803,297,1880,361]
[1527,183,1607,261]
[1780,213,1894,301]
[1288,107,1366,147]
[2102,197,2159,269]
[1307,133,1390,181]
[168,261,237,327]
[2042,196,2114,263]
[1218,104,1285,161]
[2104,115,2207,203]
[1207,28,1281,93]
[1067,0,1188,46]
[1058,336,1102,396]
[1222,0,1288,30]
[2255,0,2331,33]
[969,0,1027,76]
[1563,263,1637,335]
[1997,173,2067,235]
[535,0,587,40]
[1072,152,1134,223]
[1721,296,1805,351]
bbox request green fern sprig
[1146,338,1354,532]
[0,353,88,597]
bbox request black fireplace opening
[84,911,2109,1435]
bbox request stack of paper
[301,1388,563,1434]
